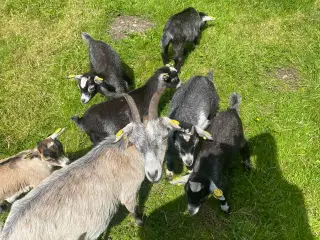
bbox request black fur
[165,70,219,173]
[161,7,213,72]
[72,66,180,145]
[77,33,130,103]
[185,93,251,214]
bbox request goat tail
[81,32,93,44]
[71,115,85,131]
[229,93,242,114]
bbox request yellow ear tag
[170,119,180,126]
[24,152,32,160]
[68,74,76,78]
[54,128,62,135]
[96,77,103,81]
[213,188,223,199]
[203,130,211,140]
[116,129,123,138]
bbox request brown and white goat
[0,128,69,213]
[0,90,182,240]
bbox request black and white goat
[165,70,219,179]
[72,66,181,144]
[172,93,251,216]
[0,90,182,240]
[69,32,130,104]
[161,7,214,72]
[0,128,69,213]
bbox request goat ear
[114,123,133,142]
[161,117,181,130]
[67,74,82,80]
[160,73,170,82]
[207,69,214,82]
[94,76,104,84]
[202,16,215,22]
[194,126,213,140]
[189,181,203,192]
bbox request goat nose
[147,170,158,180]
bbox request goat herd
[0,7,252,240]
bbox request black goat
[161,7,214,72]
[70,33,130,104]
[72,66,181,144]
[165,70,219,179]
[173,93,251,215]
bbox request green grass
[0,0,319,239]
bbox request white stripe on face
[81,93,91,104]
[181,153,193,167]
[80,77,88,89]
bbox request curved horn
[148,87,166,120]
[122,94,141,123]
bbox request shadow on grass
[138,132,314,239]
[99,179,154,240]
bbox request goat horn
[148,87,166,121]
[122,94,141,123]
[49,128,66,139]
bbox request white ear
[194,126,213,140]
[189,181,203,192]
[113,123,133,142]
[80,77,88,88]
[202,16,215,22]
[161,117,181,130]
[94,76,104,84]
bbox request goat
[0,128,69,213]
[72,65,181,145]
[165,70,219,179]
[172,93,251,216]
[161,7,214,72]
[0,90,183,240]
[69,32,130,104]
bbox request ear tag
[67,74,76,78]
[163,73,169,77]
[165,63,174,67]
[203,130,212,140]
[24,152,32,160]
[54,128,62,135]
[170,119,180,126]
[116,129,123,138]
[96,77,103,82]
[213,188,223,199]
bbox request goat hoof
[166,170,174,180]
[135,218,144,226]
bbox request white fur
[182,133,191,142]
[6,186,31,204]
[80,77,88,89]
[202,16,214,22]
[176,81,181,88]
[197,112,210,129]
[181,153,193,167]
[220,202,229,212]
[81,93,91,104]
[188,204,200,216]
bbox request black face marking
[37,139,65,161]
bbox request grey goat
[161,7,214,72]
[0,128,69,213]
[165,70,219,179]
[72,66,181,145]
[173,93,251,215]
[69,32,129,104]
[0,91,182,240]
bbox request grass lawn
[0,0,319,239]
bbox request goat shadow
[66,146,93,163]
[138,133,314,239]
[165,23,214,72]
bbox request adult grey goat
[0,89,181,240]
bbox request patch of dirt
[267,67,300,91]
[109,16,154,40]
